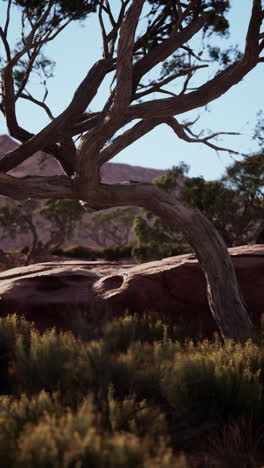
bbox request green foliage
[14,0,99,21]
[132,164,192,261]
[0,313,264,465]
[39,198,84,248]
[132,242,191,263]
[101,244,133,261]
[135,155,264,248]
[53,245,98,260]
[225,152,264,201]
[53,244,133,261]
[0,200,38,240]
[207,45,242,67]
[254,111,264,148]
[181,176,239,243]
[154,162,189,190]
[132,212,189,261]
[85,207,137,248]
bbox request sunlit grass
[0,312,263,466]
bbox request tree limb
[3,0,12,37]
[20,92,55,120]
[127,0,263,120]
[166,117,243,155]
[99,118,164,164]
[134,65,208,101]
[0,58,113,172]
[0,173,73,200]
[110,0,144,116]
[132,15,204,92]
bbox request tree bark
[156,200,253,340]
[79,182,253,340]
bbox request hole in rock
[101,275,124,291]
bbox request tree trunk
[151,194,253,339]
[149,192,254,340]
[83,182,253,340]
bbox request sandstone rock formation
[0,244,263,337]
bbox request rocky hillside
[0,134,165,182]
[0,135,165,249]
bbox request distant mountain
[0,134,165,183]
[0,135,166,250]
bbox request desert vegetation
[0,312,264,467]
[1,0,264,337]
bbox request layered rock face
[0,245,263,337]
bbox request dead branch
[166,117,243,156]
[99,118,163,164]
[20,93,55,120]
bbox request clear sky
[0,0,263,180]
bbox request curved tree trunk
[152,195,253,340]
[81,182,253,340]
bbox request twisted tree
[0,0,263,338]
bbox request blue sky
[0,0,263,180]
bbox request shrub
[101,244,133,261]
[52,245,98,260]
[53,244,133,261]
[0,314,264,466]
[132,242,192,262]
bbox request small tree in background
[85,207,137,248]
[0,200,39,264]
[39,198,85,249]
[0,198,85,264]
[134,154,264,255]
[224,151,264,244]
[132,163,189,261]
[181,177,240,245]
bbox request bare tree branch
[71,113,102,136]
[0,174,73,200]
[132,15,204,92]
[15,46,41,100]
[0,58,113,172]
[20,92,55,120]
[134,65,208,100]
[110,0,144,116]
[99,118,163,164]
[0,27,11,61]
[166,117,243,156]
[8,0,55,68]
[3,0,12,37]
[104,1,128,57]
[99,1,109,58]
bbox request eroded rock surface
[0,245,263,336]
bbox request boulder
[0,245,263,336]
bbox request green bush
[52,245,98,260]
[54,243,192,263]
[101,244,133,261]
[0,313,264,466]
[53,244,133,261]
[132,242,192,263]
